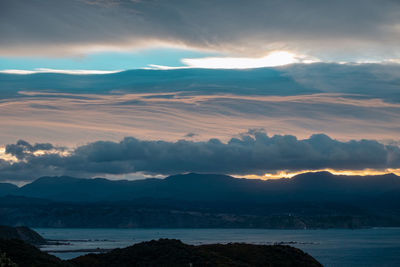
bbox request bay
[35,228,400,266]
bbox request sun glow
[32,149,71,157]
[243,168,400,180]
[180,51,318,69]
[0,146,72,163]
[0,147,18,162]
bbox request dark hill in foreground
[0,239,63,267]
[0,225,46,245]
[0,238,322,267]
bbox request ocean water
[35,228,400,266]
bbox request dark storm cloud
[1,0,400,59]
[1,131,400,181]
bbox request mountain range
[1,172,399,228]
[1,171,400,202]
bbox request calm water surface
[35,228,400,266]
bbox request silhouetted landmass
[1,172,399,228]
[0,225,46,245]
[0,239,65,267]
[71,239,322,267]
[0,183,17,196]
[0,252,17,267]
[0,238,322,267]
[3,171,400,203]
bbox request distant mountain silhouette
[2,171,399,203]
[0,183,18,196]
[1,172,399,228]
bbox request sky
[1,0,400,182]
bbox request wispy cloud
[1,91,399,145]
[1,64,400,145]
[2,0,400,62]
[0,68,122,75]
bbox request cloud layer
[1,63,400,145]
[1,0,400,60]
[1,131,400,181]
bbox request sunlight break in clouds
[1,131,400,181]
[243,168,400,180]
[149,51,319,69]
[0,147,18,163]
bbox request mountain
[0,183,18,196]
[2,172,400,228]
[14,171,400,203]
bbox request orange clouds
[0,91,399,146]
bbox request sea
[35,228,400,266]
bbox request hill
[0,238,322,267]
[0,226,46,245]
[0,239,64,267]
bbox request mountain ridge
[1,171,399,203]
[1,172,399,228]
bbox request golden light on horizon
[1,145,400,180]
[242,168,400,180]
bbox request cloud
[1,0,400,61]
[0,131,400,181]
[184,133,197,138]
[180,51,318,69]
[0,69,122,75]
[1,63,400,145]
[5,140,56,160]
[281,63,400,102]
